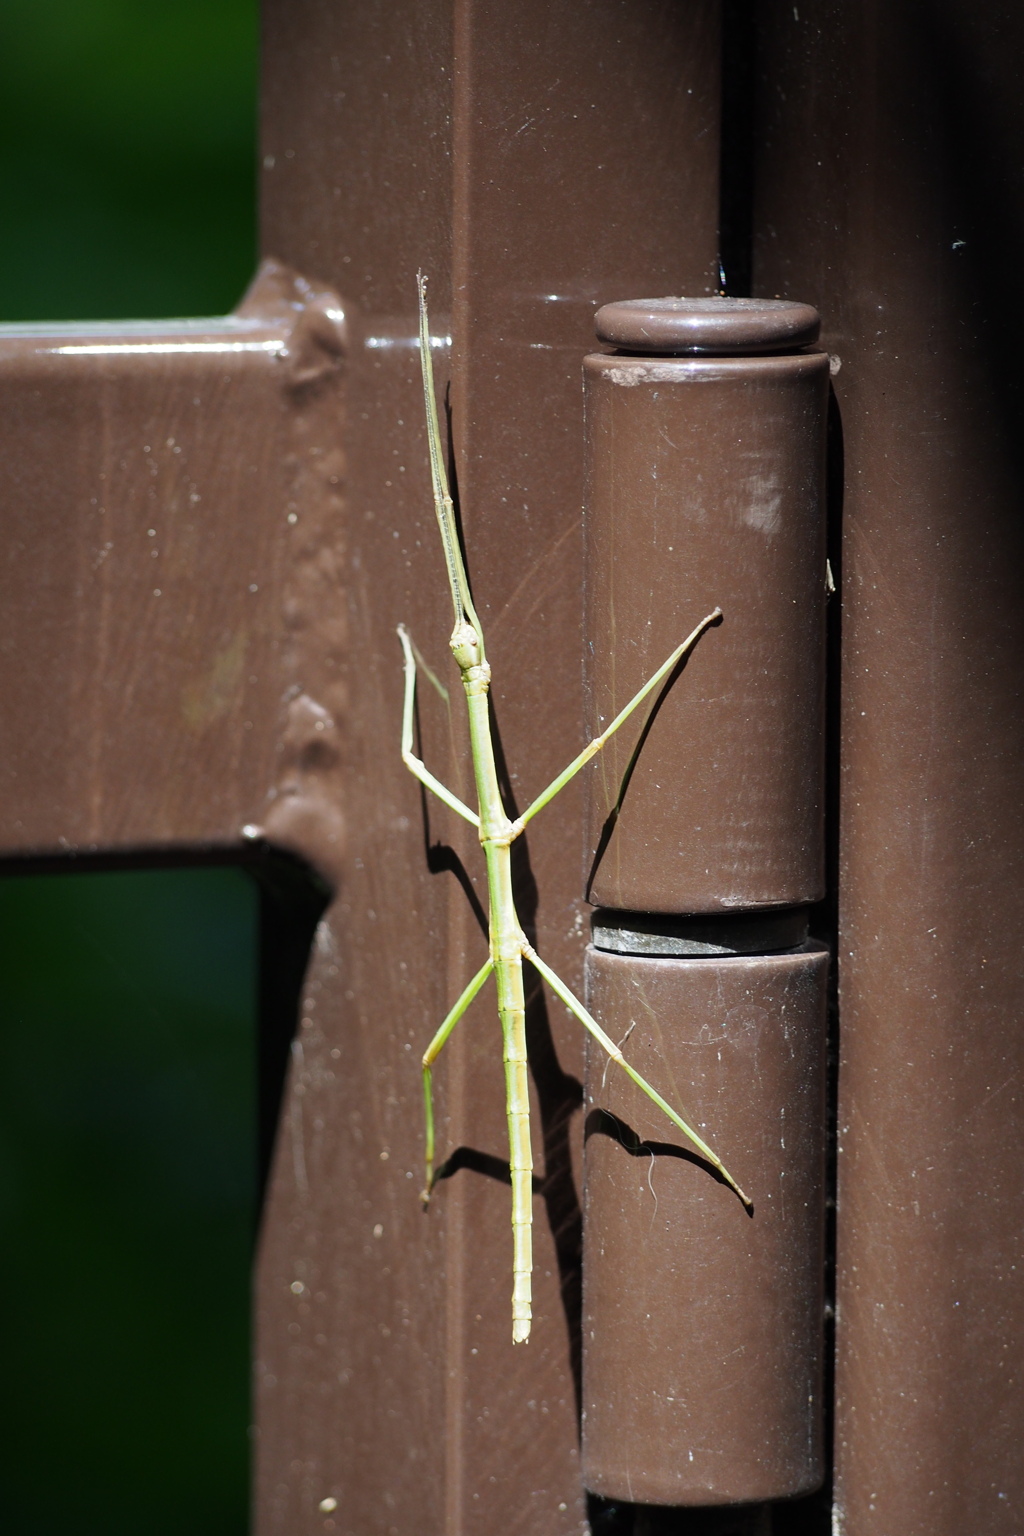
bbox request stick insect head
[450,620,483,671]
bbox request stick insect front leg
[509,605,723,837]
[398,623,478,829]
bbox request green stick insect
[398,274,751,1346]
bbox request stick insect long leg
[523,943,752,1210]
[420,957,495,1204]
[510,607,722,836]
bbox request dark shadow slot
[587,1491,773,1535]
[250,848,331,1208]
[718,0,758,297]
[905,1,1024,507]
[591,906,809,958]
[720,395,839,1536]
[776,384,844,1536]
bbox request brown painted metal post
[257,4,730,1532]
[579,299,830,1504]
[754,2,1024,1532]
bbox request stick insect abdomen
[495,943,533,1345]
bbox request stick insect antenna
[416,272,485,661]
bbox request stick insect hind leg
[523,945,752,1209]
[420,957,494,1204]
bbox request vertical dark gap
[771,390,845,1536]
[718,0,758,297]
[586,1494,773,1535]
[252,851,330,1206]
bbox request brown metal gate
[0,3,1021,1533]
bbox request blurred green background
[0,872,256,1529]
[0,3,260,1531]
[0,869,257,1535]
[0,0,258,321]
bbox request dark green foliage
[0,0,257,320]
[0,867,257,1535]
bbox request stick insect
[398,274,751,1345]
